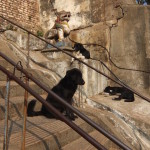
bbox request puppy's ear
[66,69,71,75]
[66,70,77,82]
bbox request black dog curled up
[104,86,134,102]
[27,68,85,120]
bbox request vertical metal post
[21,77,29,150]
[27,33,30,68]
[3,77,10,150]
[78,62,81,107]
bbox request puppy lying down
[104,86,134,102]
[27,68,85,121]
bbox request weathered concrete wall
[39,0,136,31]
[38,0,136,61]
[37,0,136,96]
[2,0,141,97]
[110,5,150,93]
[4,30,46,50]
[38,0,109,97]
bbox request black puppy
[27,68,85,120]
[73,43,90,59]
[71,43,90,63]
[104,86,134,102]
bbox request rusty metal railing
[0,64,107,150]
[3,77,10,150]
[0,15,144,149]
[21,76,29,150]
[0,52,131,150]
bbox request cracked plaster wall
[110,5,150,95]
[4,0,149,98]
[39,0,141,97]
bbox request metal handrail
[0,64,106,150]
[0,15,140,149]
[0,51,131,150]
[0,15,150,103]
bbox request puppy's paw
[112,98,121,101]
[70,115,78,121]
[65,113,78,121]
[124,99,134,102]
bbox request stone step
[62,130,120,150]
[0,94,47,120]
[0,115,98,150]
[83,95,147,150]
[0,81,46,98]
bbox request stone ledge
[86,94,150,149]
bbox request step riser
[26,121,95,150]
[0,98,43,120]
[0,83,46,98]
[0,117,98,150]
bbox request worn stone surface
[39,0,91,32]
[2,1,150,149]
[3,0,146,99]
[0,35,59,88]
[90,0,104,23]
[4,30,47,50]
[86,94,150,150]
[110,5,150,93]
[39,0,136,31]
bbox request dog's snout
[82,80,85,85]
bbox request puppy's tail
[27,100,42,117]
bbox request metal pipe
[27,33,30,68]
[3,77,10,150]
[21,77,29,150]
[0,52,131,150]
[79,62,81,107]
[0,65,107,150]
[13,61,23,79]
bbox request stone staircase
[0,56,121,150]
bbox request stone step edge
[0,115,98,150]
[62,130,109,150]
[0,94,47,120]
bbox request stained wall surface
[111,5,150,94]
